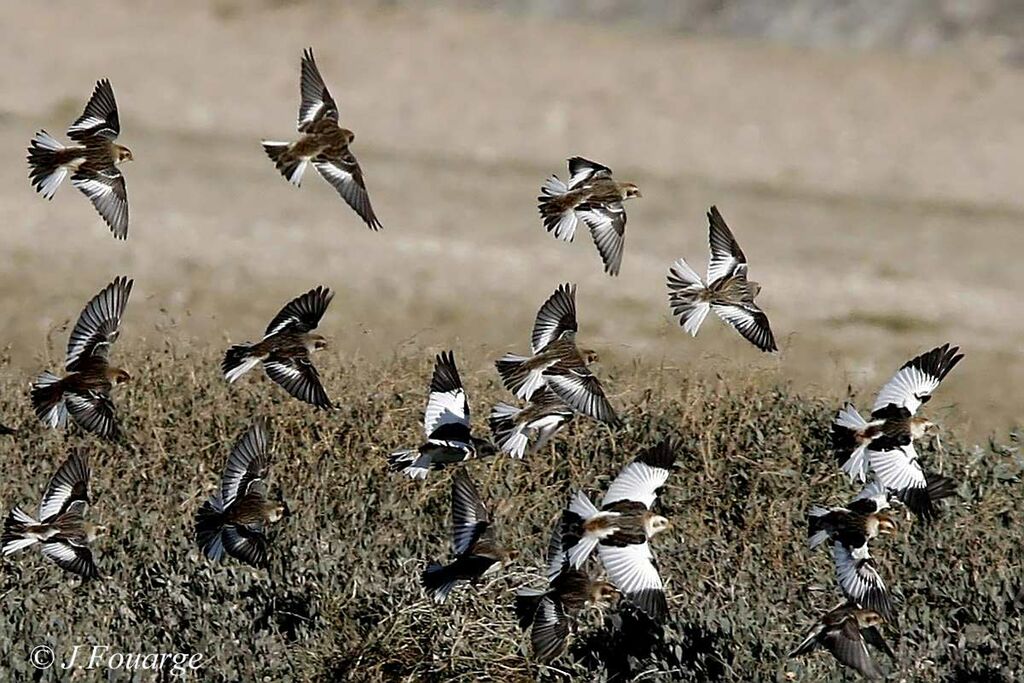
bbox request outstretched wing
[871,344,963,417]
[67,79,120,141]
[39,450,90,522]
[531,283,578,354]
[72,167,129,239]
[264,286,333,338]
[566,157,613,189]
[706,205,747,284]
[297,47,339,131]
[711,302,777,353]
[423,351,471,437]
[221,419,271,508]
[450,468,491,557]
[602,439,676,509]
[65,276,133,371]
[264,356,333,409]
[581,205,627,276]
[832,542,892,620]
[314,150,383,231]
[598,541,667,622]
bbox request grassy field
[0,348,1021,681]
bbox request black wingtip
[430,350,463,394]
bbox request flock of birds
[0,48,966,678]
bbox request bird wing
[71,167,129,240]
[602,439,676,509]
[544,362,617,424]
[221,419,272,508]
[545,521,568,582]
[705,205,748,284]
[530,596,570,663]
[598,541,667,622]
[580,204,627,276]
[868,443,926,494]
[450,468,491,557]
[314,153,382,231]
[297,47,339,131]
[871,344,963,417]
[65,276,133,371]
[41,541,99,579]
[223,524,269,568]
[531,283,578,354]
[264,356,333,409]
[65,391,118,440]
[423,351,471,437]
[264,286,334,338]
[711,302,777,353]
[832,542,892,619]
[39,450,91,522]
[67,79,120,141]
[822,618,884,679]
[566,156,613,188]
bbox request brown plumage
[790,603,895,680]
[262,48,381,230]
[27,79,132,239]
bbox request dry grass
[0,346,1020,681]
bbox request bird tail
[537,176,578,242]
[387,449,429,480]
[666,258,711,337]
[806,505,831,549]
[833,403,869,482]
[194,496,227,561]
[262,141,308,187]
[31,371,67,429]
[421,561,460,604]
[488,403,529,458]
[495,354,546,401]
[27,130,70,200]
[562,491,600,569]
[899,473,957,522]
[222,344,261,383]
[789,624,823,658]
[2,507,40,555]
[514,588,547,629]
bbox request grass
[0,345,1020,681]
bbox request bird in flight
[195,419,289,568]
[537,157,641,276]
[27,79,132,239]
[667,206,776,352]
[222,286,334,409]
[262,48,382,231]
[2,450,103,580]
[489,385,574,459]
[790,602,895,680]
[31,276,133,440]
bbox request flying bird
[489,386,575,459]
[389,351,494,479]
[832,344,963,519]
[31,276,133,439]
[561,439,677,621]
[515,521,619,662]
[537,157,641,276]
[222,286,334,409]
[790,602,895,680]
[667,206,776,352]
[262,48,382,230]
[27,79,132,239]
[495,283,618,424]
[2,450,102,580]
[195,419,289,568]
[422,468,517,603]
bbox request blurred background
[2,0,1022,440]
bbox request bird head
[117,146,134,163]
[580,348,600,364]
[645,514,671,537]
[502,548,520,565]
[858,610,886,628]
[109,368,132,385]
[620,182,642,200]
[308,334,329,352]
[876,511,898,537]
[269,487,291,521]
[85,523,108,542]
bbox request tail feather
[31,371,67,429]
[262,141,308,187]
[495,354,546,401]
[789,625,823,658]
[222,344,260,383]
[489,403,529,458]
[387,449,430,480]
[537,176,578,241]
[563,492,600,568]
[833,404,869,482]
[666,259,710,337]
[195,497,226,561]
[27,131,69,200]
[514,589,547,629]
[2,507,39,555]
[422,561,460,604]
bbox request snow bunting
[495,283,617,424]
[2,450,102,580]
[515,522,618,662]
[27,79,132,239]
[195,419,288,568]
[560,439,677,621]
[422,468,517,603]
[489,386,574,458]
[389,351,495,479]
[262,48,382,230]
[667,206,776,352]
[790,602,895,680]
[537,157,641,276]
[31,276,133,439]
[222,286,334,409]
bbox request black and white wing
[65,391,118,440]
[71,167,129,240]
[314,150,382,231]
[566,157,613,189]
[710,302,777,353]
[450,468,491,557]
[544,363,618,425]
[530,596,570,663]
[602,439,676,509]
[222,524,269,568]
[871,344,963,417]
[264,286,333,338]
[832,542,892,620]
[705,205,747,284]
[531,283,578,354]
[580,204,626,276]
[868,444,926,496]
[41,541,99,579]
[67,79,120,141]
[598,541,667,622]
[423,351,471,438]
[220,420,271,508]
[847,480,891,515]
[297,47,339,131]
[545,521,568,582]
[39,450,91,523]
[264,357,333,409]
[65,276,133,371]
